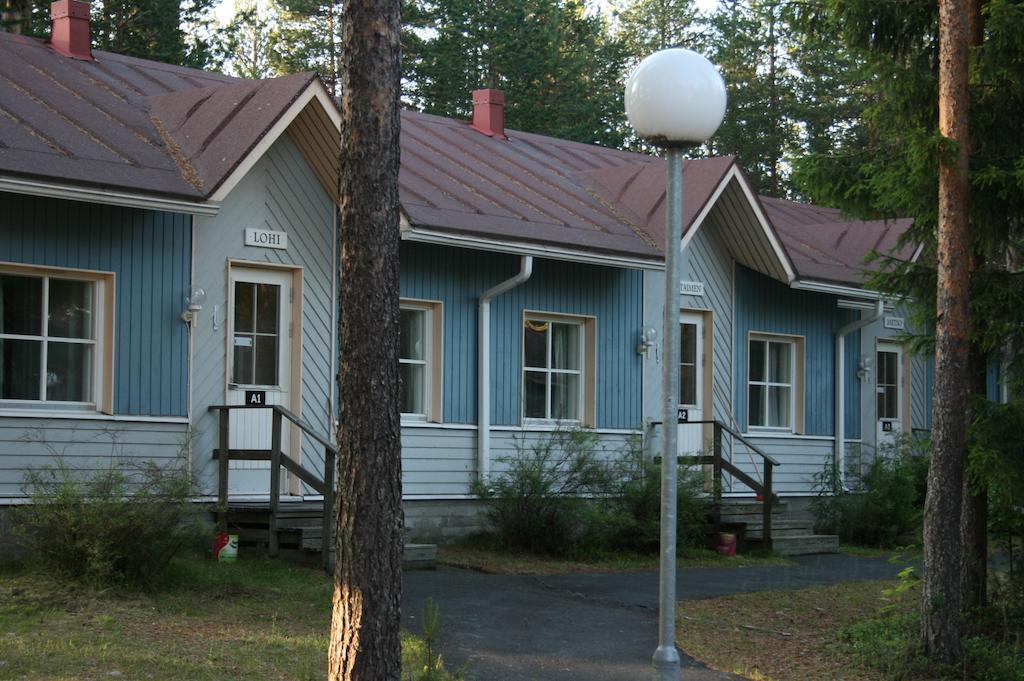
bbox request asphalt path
[401,554,907,681]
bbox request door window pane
[680,365,696,406]
[48,279,92,339]
[0,274,42,336]
[255,284,279,334]
[233,342,254,385]
[877,351,899,420]
[46,341,92,402]
[1,338,41,399]
[254,335,279,385]
[680,323,697,406]
[234,282,254,333]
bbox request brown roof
[399,110,664,261]
[760,196,916,286]
[0,30,312,201]
[577,155,736,251]
[0,29,915,276]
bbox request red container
[716,532,737,556]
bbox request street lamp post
[624,49,726,681]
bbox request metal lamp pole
[623,48,726,681]
[653,146,684,679]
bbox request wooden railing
[651,419,779,549]
[209,404,336,571]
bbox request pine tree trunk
[922,0,972,664]
[327,1,403,679]
[961,343,988,611]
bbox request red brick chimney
[471,89,506,139]
[49,0,93,61]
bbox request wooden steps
[718,499,838,556]
[216,502,437,569]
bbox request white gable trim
[679,164,796,283]
[208,80,341,203]
[0,175,220,216]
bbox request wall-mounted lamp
[637,325,658,356]
[857,355,873,382]
[181,287,207,324]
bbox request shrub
[471,428,610,555]
[812,436,928,547]
[13,458,207,588]
[473,428,712,557]
[589,439,711,552]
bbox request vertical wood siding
[400,243,643,429]
[0,191,190,416]
[733,265,860,436]
[190,132,335,493]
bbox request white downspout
[835,299,884,486]
[478,256,533,481]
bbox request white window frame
[0,263,114,414]
[747,333,801,433]
[521,311,595,426]
[399,298,443,423]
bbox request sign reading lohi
[245,228,288,250]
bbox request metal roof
[0,30,314,202]
[0,28,915,276]
[399,110,665,262]
[760,195,916,286]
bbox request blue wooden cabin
[0,6,935,550]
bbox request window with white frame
[748,335,796,430]
[399,300,442,420]
[523,316,586,422]
[0,268,109,408]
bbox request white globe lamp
[625,48,726,146]
[625,48,726,681]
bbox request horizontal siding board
[0,191,191,417]
[726,435,832,494]
[0,418,188,497]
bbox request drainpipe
[835,299,884,486]
[478,256,533,481]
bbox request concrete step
[771,534,840,556]
[743,521,815,539]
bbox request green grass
[0,555,459,681]
[437,539,792,575]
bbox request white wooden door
[677,312,705,455]
[226,267,293,495]
[876,342,903,454]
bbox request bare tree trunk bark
[922,0,972,665]
[327,0,403,679]
[961,343,988,611]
